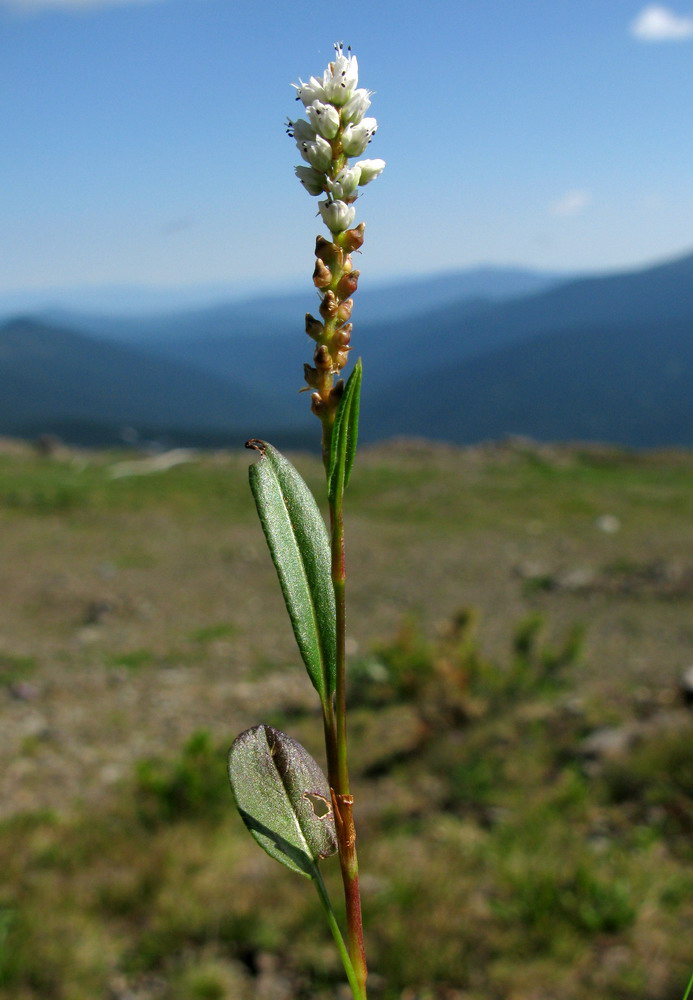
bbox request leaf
[228,724,337,878]
[328,358,362,503]
[247,441,336,700]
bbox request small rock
[84,599,114,625]
[34,433,63,457]
[558,566,596,591]
[9,682,38,701]
[255,952,294,1000]
[680,665,693,707]
[596,514,621,534]
[579,725,639,761]
[98,562,118,580]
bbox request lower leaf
[228,724,337,878]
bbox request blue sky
[2,0,693,306]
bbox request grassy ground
[0,436,692,999]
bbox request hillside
[365,318,693,448]
[1,251,693,448]
[0,318,303,446]
[19,265,568,344]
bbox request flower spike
[289,45,384,420]
[290,45,385,235]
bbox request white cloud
[549,189,592,218]
[631,4,693,40]
[1,0,160,10]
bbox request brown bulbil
[313,258,332,288]
[306,222,367,422]
[341,222,365,252]
[337,298,353,321]
[336,270,360,299]
[319,290,339,319]
[305,314,324,340]
[303,364,322,389]
[335,323,352,347]
[314,344,332,370]
[315,236,341,268]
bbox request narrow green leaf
[228,724,337,878]
[247,441,336,700]
[328,358,362,503]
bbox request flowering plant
[227,44,384,1000]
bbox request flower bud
[342,88,372,124]
[306,101,340,139]
[311,392,325,416]
[305,313,324,339]
[313,258,332,288]
[319,290,339,319]
[335,349,350,369]
[341,118,378,156]
[355,158,386,185]
[295,165,325,196]
[318,199,356,234]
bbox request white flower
[306,101,341,140]
[289,46,383,208]
[355,158,385,185]
[295,165,325,196]
[341,118,378,156]
[326,164,361,200]
[322,43,358,106]
[291,118,316,144]
[298,134,333,172]
[318,199,356,234]
[342,88,372,124]
[293,75,327,107]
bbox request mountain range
[0,253,691,450]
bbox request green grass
[0,653,36,686]
[189,623,237,644]
[0,450,253,521]
[108,648,156,670]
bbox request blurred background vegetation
[0,437,692,1000]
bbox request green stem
[313,870,366,1000]
[318,417,368,998]
[324,464,368,997]
[683,968,693,1000]
[332,494,349,794]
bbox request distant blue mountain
[1,252,692,449]
[0,318,302,446]
[361,250,693,447]
[21,265,570,346]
